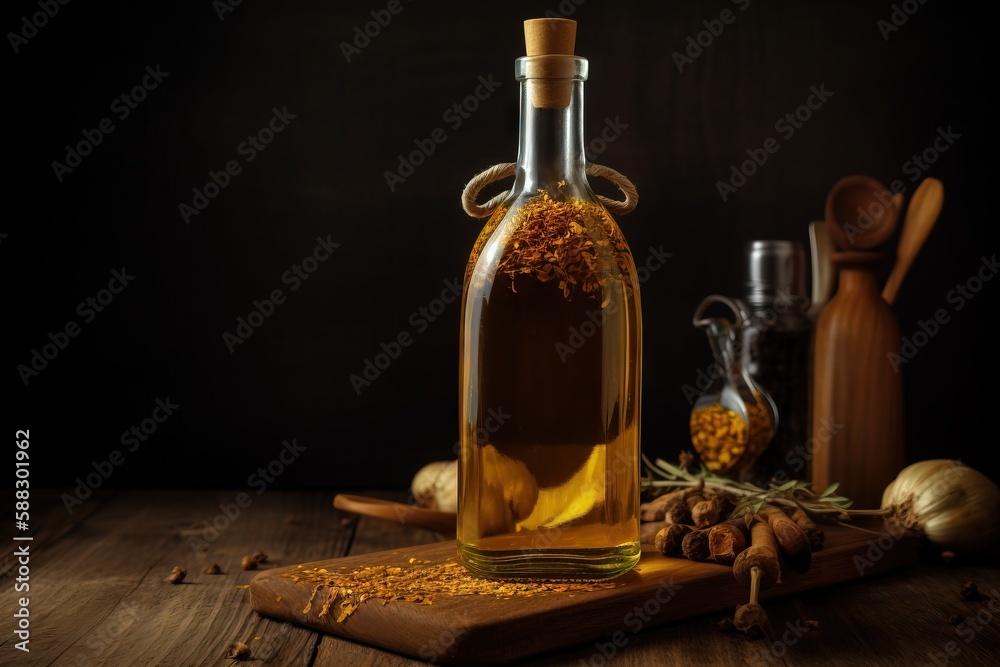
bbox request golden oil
[457,195,641,580]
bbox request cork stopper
[524,18,577,56]
[522,18,577,109]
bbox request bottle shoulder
[464,190,638,300]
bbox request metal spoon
[806,221,836,320]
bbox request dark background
[6,0,996,494]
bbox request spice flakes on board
[285,558,620,623]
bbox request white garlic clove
[881,459,1000,553]
[411,460,459,513]
[433,460,458,514]
[411,461,453,509]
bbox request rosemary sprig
[641,454,883,522]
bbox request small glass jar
[688,295,777,476]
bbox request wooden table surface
[2,489,998,666]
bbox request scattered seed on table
[226,641,251,660]
[165,567,186,584]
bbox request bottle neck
[705,322,744,376]
[838,266,880,293]
[829,253,890,299]
[512,78,587,194]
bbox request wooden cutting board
[250,526,916,665]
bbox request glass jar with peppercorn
[742,240,813,483]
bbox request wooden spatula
[882,178,944,305]
[334,494,457,535]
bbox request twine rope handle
[461,162,638,219]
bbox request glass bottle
[742,241,813,483]
[688,295,777,477]
[457,19,642,580]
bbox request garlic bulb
[881,459,1000,553]
[410,460,458,513]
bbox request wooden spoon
[334,494,456,535]
[882,177,944,305]
[808,183,901,319]
[824,174,900,251]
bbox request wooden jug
[810,251,905,508]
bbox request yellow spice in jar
[690,404,748,472]
[690,402,772,474]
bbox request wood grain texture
[312,509,446,666]
[811,255,906,509]
[250,526,918,665]
[3,490,998,666]
[0,489,354,666]
[0,490,109,580]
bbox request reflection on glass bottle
[688,296,777,477]
[457,20,641,581]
